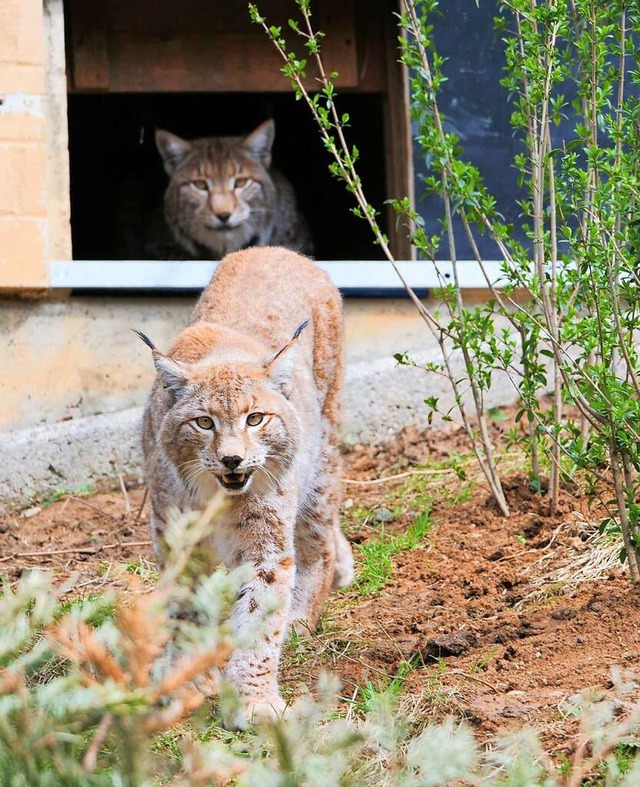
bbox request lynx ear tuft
[133,329,157,351]
[265,319,309,395]
[155,129,192,176]
[243,119,275,168]
[292,319,310,340]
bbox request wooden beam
[67,0,109,91]
[382,0,415,260]
[66,0,358,93]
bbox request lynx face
[152,353,301,499]
[156,121,278,258]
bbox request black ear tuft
[264,319,310,395]
[292,319,310,340]
[133,329,157,351]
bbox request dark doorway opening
[67,92,387,261]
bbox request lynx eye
[192,179,209,191]
[246,412,264,427]
[195,415,214,430]
[234,177,249,189]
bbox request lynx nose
[216,212,232,224]
[221,455,243,470]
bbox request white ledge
[50,260,507,291]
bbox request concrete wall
[0,294,443,433]
[0,292,520,509]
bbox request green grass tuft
[355,506,433,596]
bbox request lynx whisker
[178,458,203,476]
[244,208,274,217]
[184,469,206,489]
[178,458,201,471]
[256,464,281,489]
[264,451,295,472]
[265,448,296,468]
[179,459,207,489]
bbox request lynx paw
[333,531,355,588]
[243,694,287,723]
[193,670,219,697]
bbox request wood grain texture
[66,0,357,93]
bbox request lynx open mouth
[219,471,251,490]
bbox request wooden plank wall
[66,0,358,92]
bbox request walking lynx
[138,247,354,721]
[154,119,313,259]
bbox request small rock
[423,631,477,658]
[523,519,543,539]
[487,549,504,561]
[374,507,394,523]
[502,701,527,718]
[494,627,516,645]
[21,506,42,519]
[577,636,585,644]
[343,498,354,510]
[551,607,577,621]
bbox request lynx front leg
[290,471,352,632]
[225,549,296,722]
[289,519,336,634]
[289,520,354,632]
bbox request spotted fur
[140,247,353,721]
[155,120,313,259]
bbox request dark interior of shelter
[67,92,388,262]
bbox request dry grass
[517,513,626,608]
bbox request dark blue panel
[412,0,525,260]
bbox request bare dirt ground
[1,412,639,757]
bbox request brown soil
[2,415,639,755]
